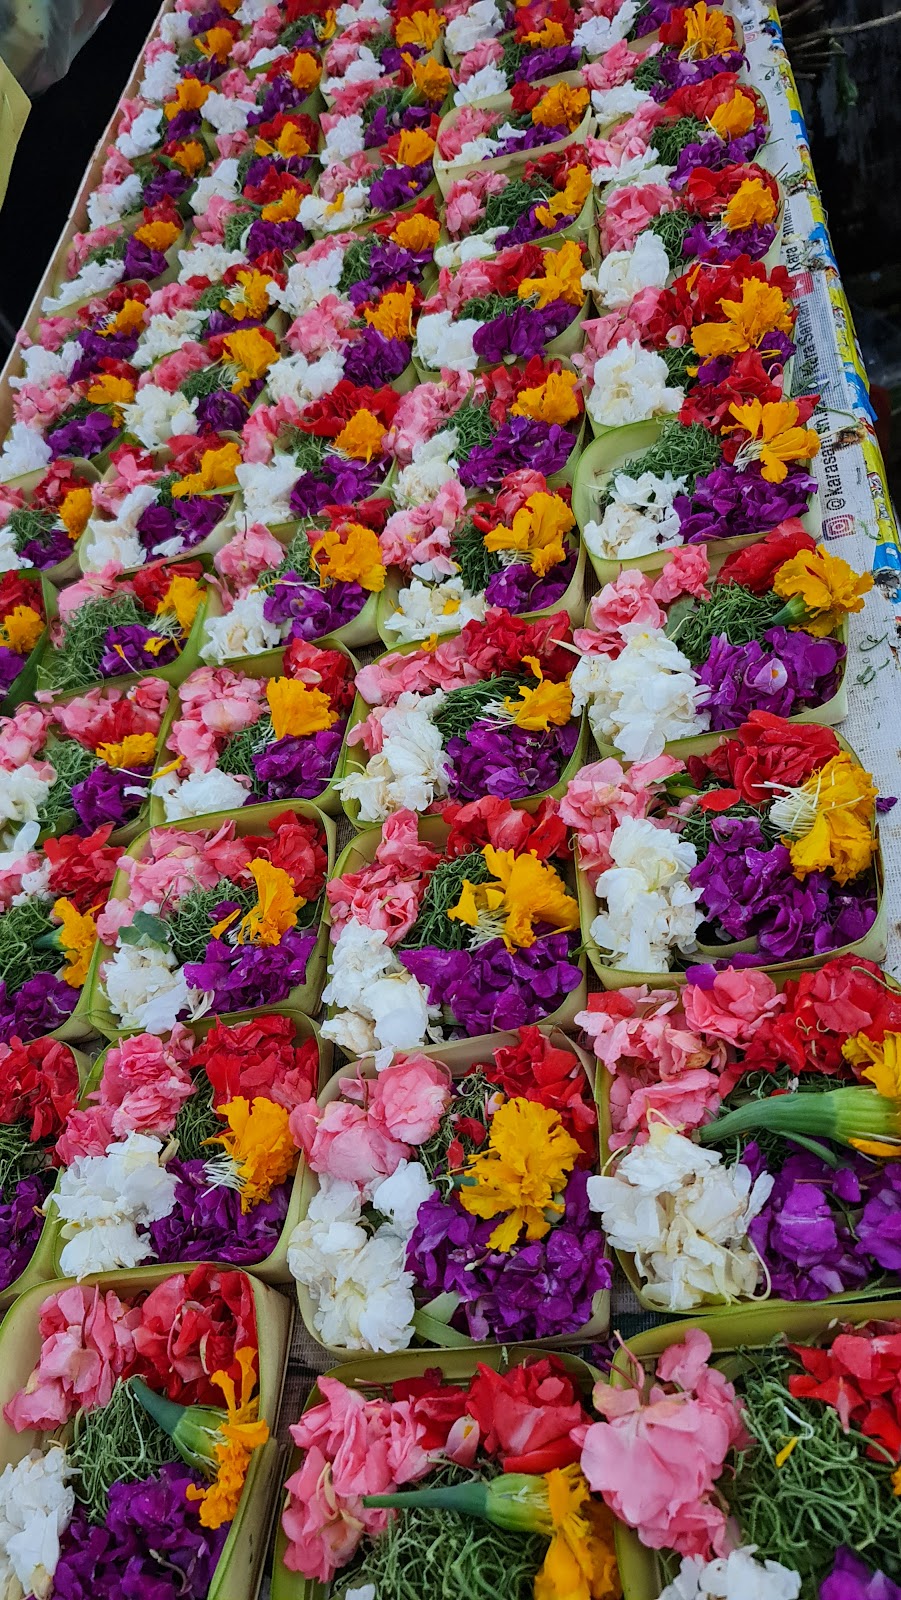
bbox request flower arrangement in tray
[80,436,241,572]
[40,196,185,319]
[414,238,587,373]
[435,79,591,178]
[275,195,439,314]
[94,805,329,1034]
[379,473,580,643]
[51,1013,320,1274]
[277,1350,619,1596]
[124,322,280,446]
[561,713,884,975]
[204,123,319,264]
[0,1265,283,1600]
[319,2,444,102]
[236,377,399,518]
[273,264,423,393]
[0,819,121,1043]
[42,558,205,691]
[151,640,354,819]
[338,609,583,824]
[0,1036,81,1296]
[451,2,582,105]
[580,955,901,1310]
[0,679,168,842]
[569,529,869,759]
[303,122,441,235]
[0,461,94,576]
[8,283,149,439]
[436,145,593,268]
[288,1025,609,1350]
[245,40,324,122]
[390,355,584,501]
[321,800,583,1052]
[591,1316,901,1599]
[202,502,388,659]
[0,571,46,696]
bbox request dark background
[1,0,899,480]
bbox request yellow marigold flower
[185,1349,270,1528]
[276,123,311,158]
[709,88,757,139]
[225,268,274,320]
[133,218,181,251]
[158,573,204,632]
[53,898,97,988]
[235,859,305,947]
[692,279,794,359]
[364,281,416,340]
[723,177,777,233]
[534,163,591,228]
[518,238,585,309]
[332,408,387,462]
[261,187,303,223]
[172,440,242,498]
[772,546,872,635]
[531,82,588,131]
[170,139,207,177]
[459,1097,581,1250]
[266,676,338,739]
[164,78,211,119]
[290,49,321,92]
[536,1467,622,1600]
[107,298,147,336]
[504,664,573,729]
[843,1031,901,1098]
[312,521,386,590]
[206,1096,298,1211]
[391,211,440,250]
[525,18,569,44]
[85,373,135,409]
[484,490,575,576]
[395,8,443,48]
[449,842,579,950]
[222,327,276,391]
[409,55,452,102]
[510,369,580,427]
[96,731,158,768]
[198,25,236,61]
[320,7,337,36]
[679,0,734,58]
[727,398,820,484]
[396,127,437,167]
[0,604,44,654]
[58,485,93,539]
[770,752,878,885]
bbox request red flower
[662,70,743,121]
[510,80,543,115]
[0,1037,80,1140]
[647,257,795,346]
[484,1026,597,1159]
[688,712,840,804]
[284,637,355,712]
[716,521,818,592]
[458,607,574,682]
[678,349,783,433]
[788,1324,901,1462]
[682,163,778,220]
[43,825,121,911]
[165,429,234,472]
[193,1014,319,1110]
[370,192,439,238]
[751,956,901,1078]
[131,1265,258,1406]
[391,1370,472,1449]
[465,1356,589,1473]
[444,795,569,861]
[70,691,164,754]
[240,810,328,901]
[131,558,204,614]
[297,378,400,437]
[0,570,43,623]
[323,496,392,532]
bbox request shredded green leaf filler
[0,900,59,989]
[483,177,551,234]
[218,716,274,783]
[418,1069,493,1189]
[173,1074,222,1161]
[632,54,663,89]
[406,850,494,951]
[461,293,526,323]
[47,594,161,691]
[669,584,784,666]
[7,507,58,555]
[621,417,721,488]
[447,400,495,456]
[180,361,233,401]
[652,115,707,167]
[728,1343,901,1592]
[167,879,257,966]
[0,1118,51,1196]
[648,208,695,270]
[69,1380,180,1524]
[453,525,503,596]
[37,742,98,831]
[337,1464,547,1600]
[289,432,329,474]
[431,674,525,741]
[338,236,375,293]
[677,799,781,856]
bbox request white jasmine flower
[236,453,299,525]
[201,588,283,663]
[0,1445,75,1600]
[87,173,143,228]
[0,422,52,483]
[176,241,247,280]
[446,0,504,54]
[454,64,508,104]
[266,348,346,407]
[574,0,639,54]
[53,1132,180,1278]
[153,767,252,820]
[298,186,370,233]
[587,1124,774,1310]
[276,248,345,315]
[392,432,460,507]
[41,258,124,314]
[191,158,241,214]
[322,921,437,1051]
[592,231,671,309]
[160,10,193,43]
[139,47,181,103]
[0,766,55,841]
[658,1548,802,1600]
[592,147,674,190]
[103,942,198,1034]
[583,469,687,561]
[571,630,707,760]
[122,381,199,446]
[0,524,26,570]
[590,814,701,971]
[288,1175,416,1351]
[384,577,486,643]
[11,340,79,388]
[591,82,653,125]
[203,91,256,134]
[588,339,683,429]
[414,311,481,373]
[435,230,505,270]
[116,106,163,159]
[337,691,451,821]
[451,135,502,165]
[320,112,366,166]
[371,1160,435,1235]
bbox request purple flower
[250,75,308,122]
[0,973,78,1043]
[18,526,75,569]
[471,300,576,364]
[517,44,580,79]
[671,125,766,181]
[683,218,778,265]
[47,410,119,461]
[697,634,797,728]
[99,624,179,676]
[245,216,307,257]
[744,1144,870,1300]
[0,1170,54,1292]
[53,1465,228,1600]
[484,552,575,612]
[399,930,582,1034]
[0,645,27,691]
[497,205,570,249]
[252,724,345,799]
[820,1549,901,1600]
[122,238,170,283]
[263,574,368,638]
[676,461,816,543]
[68,329,140,383]
[446,719,578,802]
[183,926,315,1011]
[136,493,228,556]
[142,167,193,207]
[368,159,433,215]
[288,456,388,516]
[365,102,433,148]
[649,49,745,96]
[166,107,205,142]
[345,243,431,302]
[343,327,410,386]
[71,762,151,832]
[857,1164,901,1272]
[147,1159,291,1263]
[194,388,251,432]
[459,417,574,489]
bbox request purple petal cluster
[649,48,745,97]
[183,926,315,1011]
[675,460,816,543]
[71,762,152,833]
[52,1465,228,1600]
[68,328,141,384]
[365,103,433,148]
[136,493,229,557]
[743,1143,871,1300]
[484,551,576,611]
[289,454,388,516]
[122,238,170,283]
[696,628,844,728]
[671,124,767,181]
[147,1159,291,1263]
[0,645,28,691]
[458,417,575,489]
[345,243,432,302]
[47,411,119,462]
[0,1170,53,1292]
[399,930,582,1034]
[446,719,578,801]
[194,388,252,432]
[342,327,410,386]
[252,723,346,799]
[368,159,434,215]
[683,218,778,265]
[820,1550,901,1600]
[18,526,76,568]
[471,299,576,364]
[0,973,78,1043]
[516,44,581,80]
[142,168,193,207]
[263,573,368,638]
[99,624,180,677]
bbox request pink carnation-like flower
[583,38,650,88]
[56,565,122,622]
[95,1023,196,1137]
[148,281,199,316]
[651,546,711,604]
[0,703,53,768]
[601,182,676,255]
[120,820,252,915]
[682,968,786,1047]
[139,342,208,394]
[290,1095,410,1187]
[457,37,504,79]
[389,371,473,460]
[101,147,135,186]
[437,106,496,161]
[167,665,266,771]
[574,570,666,656]
[55,1104,118,1163]
[286,295,354,359]
[214,520,284,591]
[367,1053,453,1145]
[380,480,465,574]
[242,396,302,464]
[4,1285,142,1432]
[560,755,683,879]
